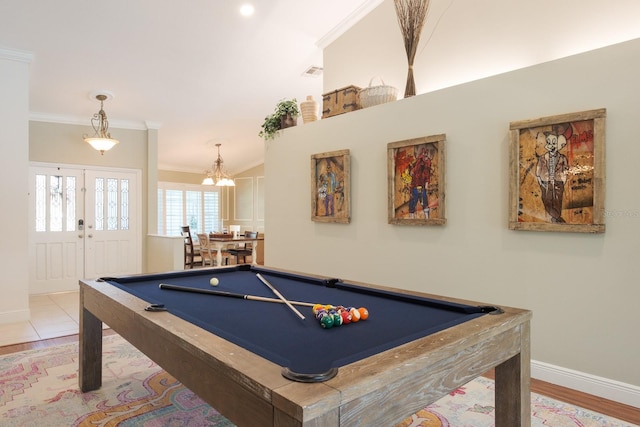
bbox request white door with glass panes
[29,165,141,294]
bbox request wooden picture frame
[311,149,350,223]
[388,134,446,225]
[509,108,606,233]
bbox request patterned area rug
[0,335,636,426]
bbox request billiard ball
[320,314,334,329]
[209,277,219,286]
[340,310,352,324]
[332,313,342,326]
[350,307,361,322]
[358,307,369,320]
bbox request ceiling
[0,0,379,175]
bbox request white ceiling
[0,0,380,175]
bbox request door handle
[78,234,83,238]
[88,234,93,238]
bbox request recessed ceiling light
[240,4,255,17]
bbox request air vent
[302,66,323,78]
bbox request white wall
[323,0,640,97]
[264,39,640,405]
[0,48,31,323]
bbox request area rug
[0,335,636,427]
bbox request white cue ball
[209,277,219,286]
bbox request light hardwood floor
[0,292,638,425]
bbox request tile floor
[0,291,82,347]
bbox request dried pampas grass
[394,0,431,97]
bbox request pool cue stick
[256,273,306,320]
[158,283,316,307]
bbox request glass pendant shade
[85,137,119,153]
[215,177,235,187]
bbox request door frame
[28,161,143,294]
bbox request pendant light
[84,93,119,155]
[202,143,235,186]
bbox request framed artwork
[508,108,606,233]
[311,149,350,223]
[388,134,446,225]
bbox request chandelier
[83,93,119,155]
[202,143,235,186]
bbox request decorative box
[322,85,361,119]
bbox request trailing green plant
[259,98,300,140]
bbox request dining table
[209,233,263,266]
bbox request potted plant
[259,98,300,140]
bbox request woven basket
[359,77,398,108]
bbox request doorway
[28,164,141,294]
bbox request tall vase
[300,95,319,123]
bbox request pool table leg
[78,289,103,392]
[494,322,531,427]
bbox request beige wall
[265,38,640,405]
[226,163,265,234]
[158,169,204,184]
[30,121,148,169]
[0,49,31,323]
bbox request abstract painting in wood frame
[508,108,606,233]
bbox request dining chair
[181,226,203,269]
[228,231,258,264]
[196,233,215,267]
[198,233,230,267]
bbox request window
[157,182,222,236]
[94,177,130,231]
[34,173,77,232]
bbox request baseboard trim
[0,308,31,325]
[532,360,640,408]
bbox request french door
[28,164,141,294]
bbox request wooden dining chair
[197,233,230,267]
[196,233,215,267]
[181,226,203,269]
[228,231,258,264]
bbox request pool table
[79,265,531,426]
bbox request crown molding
[145,121,162,130]
[316,0,384,49]
[0,47,34,63]
[29,112,147,130]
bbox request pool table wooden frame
[79,268,532,427]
